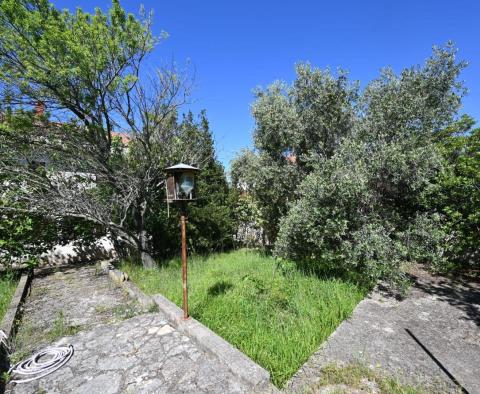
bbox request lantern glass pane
[179,173,194,196]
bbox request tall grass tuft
[0,272,18,321]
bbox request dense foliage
[428,115,480,268]
[148,112,235,258]
[0,1,234,266]
[233,44,469,285]
[1,154,102,266]
[0,209,101,266]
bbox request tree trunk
[135,197,156,268]
[139,230,156,268]
[140,250,156,268]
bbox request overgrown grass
[0,272,18,321]
[314,362,447,394]
[121,249,368,387]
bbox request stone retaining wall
[105,264,278,393]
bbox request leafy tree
[148,112,235,257]
[231,149,299,244]
[230,191,265,247]
[188,128,234,253]
[427,115,480,268]
[232,65,358,244]
[0,0,203,267]
[235,44,466,285]
[0,208,36,266]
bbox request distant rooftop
[111,132,131,145]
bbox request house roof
[1,106,132,147]
[285,153,297,164]
[111,132,131,145]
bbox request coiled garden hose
[8,345,74,384]
[1,329,74,384]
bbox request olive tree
[235,44,466,285]
[232,66,358,243]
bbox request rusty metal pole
[180,203,189,319]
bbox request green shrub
[274,137,447,286]
[427,115,480,268]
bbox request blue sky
[51,0,480,169]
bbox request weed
[48,310,81,341]
[32,286,48,297]
[11,311,81,365]
[1,371,10,383]
[94,304,111,314]
[10,320,35,364]
[112,305,138,320]
[315,362,439,394]
[94,263,103,276]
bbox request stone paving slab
[8,314,252,394]
[7,264,254,393]
[11,265,145,361]
[286,268,480,393]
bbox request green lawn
[0,273,18,321]
[121,249,367,387]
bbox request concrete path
[286,268,480,394]
[7,264,253,393]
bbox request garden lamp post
[165,163,200,319]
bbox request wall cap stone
[152,294,278,393]
[0,272,32,375]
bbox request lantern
[165,163,200,202]
[164,163,200,320]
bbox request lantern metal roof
[165,163,200,172]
